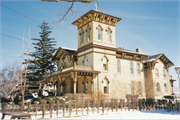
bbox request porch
[40,65,100,96]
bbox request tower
[72,10,122,49]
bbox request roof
[52,47,77,61]
[143,53,174,66]
[117,47,149,56]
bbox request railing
[1,96,180,119]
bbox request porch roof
[39,66,100,83]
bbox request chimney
[136,48,142,53]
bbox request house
[40,9,175,99]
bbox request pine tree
[25,21,56,78]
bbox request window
[130,62,133,74]
[155,69,159,78]
[103,57,107,71]
[81,31,84,44]
[117,60,120,73]
[164,83,167,92]
[98,27,101,40]
[131,81,134,95]
[88,28,90,41]
[157,83,160,92]
[104,79,108,94]
[138,82,142,95]
[137,63,140,75]
[84,58,88,66]
[163,70,166,78]
[107,29,110,42]
[64,62,67,68]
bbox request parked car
[162,95,179,106]
[24,97,39,104]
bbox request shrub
[9,97,13,102]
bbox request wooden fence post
[102,99,104,113]
[56,100,59,117]
[107,99,109,112]
[127,99,130,111]
[34,101,38,119]
[92,99,94,113]
[97,99,99,114]
[12,102,15,112]
[120,99,122,111]
[18,102,23,112]
[75,95,78,115]
[63,100,65,117]
[68,97,71,116]
[41,100,46,119]
[124,99,127,111]
[28,102,31,113]
[115,99,118,112]
[49,100,55,118]
[82,95,84,115]
[87,99,89,114]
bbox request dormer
[72,10,122,49]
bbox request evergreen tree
[25,21,56,78]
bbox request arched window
[117,60,120,73]
[81,31,84,44]
[104,79,108,94]
[64,62,67,68]
[164,83,167,92]
[88,28,90,41]
[137,63,140,75]
[103,57,107,71]
[155,69,159,78]
[157,83,160,92]
[131,81,134,95]
[163,70,166,78]
[138,82,142,95]
[84,58,88,66]
[98,27,101,40]
[107,29,110,42]
[130,62,133,74]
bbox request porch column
[57,76,61,96]
[71,72,78,95]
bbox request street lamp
[174,66,180,96]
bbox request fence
[1,95,180,119]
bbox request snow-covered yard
[1,109,179,119]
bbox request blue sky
[0,0,179,88]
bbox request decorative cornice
[72,10,122,29]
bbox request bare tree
[41,0,102,23]
[0,63,22,98]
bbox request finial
[95,3,97,11]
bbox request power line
[0,33,23,41]
[0,3,40,24]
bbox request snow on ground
[1,109,179,119]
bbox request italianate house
[40,10,175,99]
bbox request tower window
[104,79,108,94]
[98,27,101,40]
[107,29,110,42]
[157,83,160,92]
[163,70,166,78]
[164,83,167,92]
[137,63,140,75]
[117,60,120,73]
[82,31,84,44]
[155,69,159,78]
[103,57,107,71]
[84,58,88,66]
[130,62,133,74]
[88,28,90,41]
